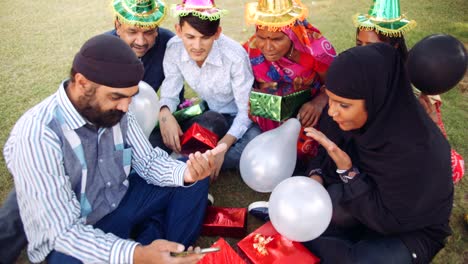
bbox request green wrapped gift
[249,89,311,122]
[155,101,208,129]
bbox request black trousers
[302,184,412,264]
[0,189,27,264]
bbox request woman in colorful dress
[243,0,336,164]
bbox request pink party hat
[172,0,227,20]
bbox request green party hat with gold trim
[112,0,167,28]
[353,0,416,37]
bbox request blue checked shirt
[3,81,186,263]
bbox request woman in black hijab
[303,43,453,264]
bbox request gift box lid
[180,123,218,155]
[237,221,320,264]
[198,238,246,264]
[201,207,248,238]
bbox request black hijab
[325,43,453,227]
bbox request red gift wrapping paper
[237,221,320,264]
[297,126,319,159]
[180,123,218,155]
[198,238,246,264]
[201,207,247,238]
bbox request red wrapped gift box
[180,123,218,155]
[198,238,246,264]
[237,221,320,264]
[201,207,247,238]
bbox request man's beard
[77,95,125,128]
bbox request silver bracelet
[337,167,360,183]
[308,168,323,178]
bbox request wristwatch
[336,167,360,183]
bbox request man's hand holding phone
[170,247,221,257]
[133,240,209,264]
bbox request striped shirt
[3,81,187,263]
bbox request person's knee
[190,111,229,138]
[188,177,210,195]
[225,124,261,159]
[198,177,210,190]
[243,124,262,142]
[348,238,412,264]
[327,184,359,228]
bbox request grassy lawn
[0,0,466,263]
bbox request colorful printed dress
[416,91,464,183]
[433,100,465,183]
[244,19,336,158]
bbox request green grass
[0,0,466,263]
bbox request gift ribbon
[253,234,274,256]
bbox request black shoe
[248,201,269,221]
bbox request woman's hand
[298,89,328,127]
[304,127,352,170]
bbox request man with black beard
[1,1,188,261]
[2,34,224,264]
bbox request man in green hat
[109,0,185,105]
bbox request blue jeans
[47,173,209,263]
[150,111,261,170]
[220,115,261,169]
[302,184,412,264]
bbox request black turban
[72,34,144,88]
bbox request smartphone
[170,247,221,257]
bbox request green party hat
[112,0,167,28]
[353,0,416,36]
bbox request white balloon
[240,118,301,193]
[269,176,332,242]
[129,81,160,138]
